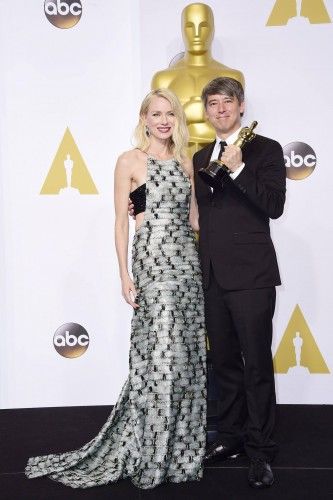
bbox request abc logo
[44,0,82,29]
[284,142,317,180]
[53,322,89,358]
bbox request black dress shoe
[248,458,274,488]
[204,441,244,463]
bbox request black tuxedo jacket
[193,134,286,290]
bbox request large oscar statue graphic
[151,3,245,155]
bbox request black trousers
[204,266,278,461]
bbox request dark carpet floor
[1,405,333,500]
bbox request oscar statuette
[198,121,258,188]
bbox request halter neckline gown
[26,156,207,490]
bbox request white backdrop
[1,0,332,408]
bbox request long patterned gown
[25,157,207,489]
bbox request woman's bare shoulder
[116,149,146,170]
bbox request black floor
[1,405,333,500]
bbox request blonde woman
[26,89,207,490]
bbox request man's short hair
[201,77,244,109]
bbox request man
[194,77,286,488]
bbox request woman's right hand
[121,275,139,309]
[128,198,135,220]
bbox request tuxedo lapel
[241,135,258,163]
[194,141,216,197]
[196,141,216,170]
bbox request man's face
[205,93,244,138]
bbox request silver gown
[25,157,207,489]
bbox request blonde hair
[134,89,189,163]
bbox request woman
[25,89,207,489]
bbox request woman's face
[144,96,176,141]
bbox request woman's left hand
[121,275,139,309]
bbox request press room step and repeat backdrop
[0,0,332,408]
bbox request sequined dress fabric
[25,157,207,490]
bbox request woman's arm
[184,158,200,232]
[114,154,139,309]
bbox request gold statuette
[198,121,258,188]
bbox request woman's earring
[145,125,150,137]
